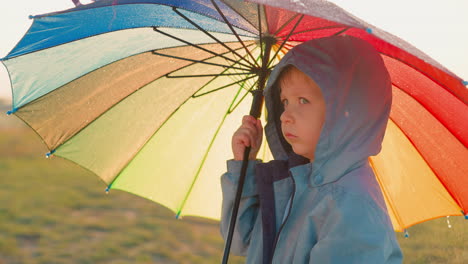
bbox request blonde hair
[277,64,299,92]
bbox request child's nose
[280,109,294,124]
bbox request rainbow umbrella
[2,0,467,238]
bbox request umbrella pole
[222,38,273,264]
[221,90,263,264]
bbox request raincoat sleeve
[308,190,403,263]
[220,159,261,255]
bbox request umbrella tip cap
[6,108,18,115]
[105,183,113,193]
[176,210,182,219]
[462,80,468,86]
[465,215,468,220]
[404,229,409,238]
[365,28,373,34]
[45,149,56,158]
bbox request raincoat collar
[264,35,392,186]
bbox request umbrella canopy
[2,0,467,232]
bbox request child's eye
[299,98,309,104]
[281,99,288,106]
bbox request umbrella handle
[222,90,264,264]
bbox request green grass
[0,126,245,264]
[0,121,467,263]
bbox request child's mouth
[284,132,297,139]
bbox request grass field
[0,112,467,263]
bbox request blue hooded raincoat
[220,35,403,263]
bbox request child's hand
[232,115,263,161]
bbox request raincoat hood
[264,35,392,185]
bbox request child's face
[279,67,326,162]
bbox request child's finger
[233,116,261,155]
[241,127,257,148]
[242,115,258,127]
[234,132,250,148]
[238,127,255,146]
[240,121,259,140]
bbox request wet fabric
[221,35,403,263]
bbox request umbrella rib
[267,15,304,68]
[46,42,254,171]
[377,115,463,229]
[191,43,261,98]
[152,50,248,71]
[273,14,300,36]
[386,115,465,217]
[210,0,261,69]
[262,4,270,34]
[218,0,262,34]
[176,78,253,218]
[391,81,467,147]
[192,75,257,98]
[332,26,351,36]
[188,44,260,97]
[164,42,259,80]
[172,7,257,69]
[166,72,253,78]
[153,27,253,69]
[228,81,258,114]
[277,25,349,38]
[104,46,260,191]
[189,65,240,98]
[380,51,468,105]
[160,43,255,81]
[127,48,260,214]
[43,46,261,194]
[257,4,264,62]
[24,42,251,137]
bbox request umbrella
[2,0,467,248]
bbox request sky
[0,0,467,103]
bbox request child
[220,35,403,263]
